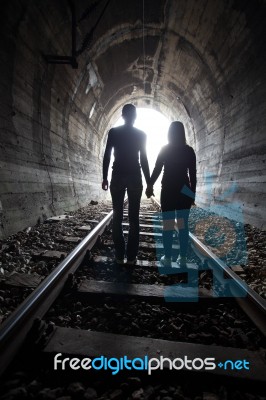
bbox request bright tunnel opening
[113,107,171,197]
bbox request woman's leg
[161,188,175,260]
[176,208,190,258]
[162,213,175,258]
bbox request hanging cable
[77,0,112,56]
[39,68,56,213]
[142,0,146,93]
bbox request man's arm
[102,129,113,190]
[139,134,150,184]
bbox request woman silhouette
[146,121,196,267]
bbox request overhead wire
[77,0,112,56]
[39,68,56,213]
[142,0,146,93]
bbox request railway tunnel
[0,0,266,239]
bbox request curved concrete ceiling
[74,0,266,224]
[76,0,263,128]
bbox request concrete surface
[0,0,265,238]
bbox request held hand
[145,185,154,198]
[191,192,196,206]
[102,180,109,191]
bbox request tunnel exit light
[114,108,170,194]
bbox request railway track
[151,197,266,335]
[0,199,266,398]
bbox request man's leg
[110,177,126,260]
[126,176,142,261]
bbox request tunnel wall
[188,1,266,229]
[0,1,103,239]
[0,0,265,239]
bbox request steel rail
[151,197,266,335]
[0,206,116,376]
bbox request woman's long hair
[168,121,186,146]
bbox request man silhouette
[102,104,150,264]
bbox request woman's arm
[150,149,164,185]
[145,148,164,198]
[188,147,197,195]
